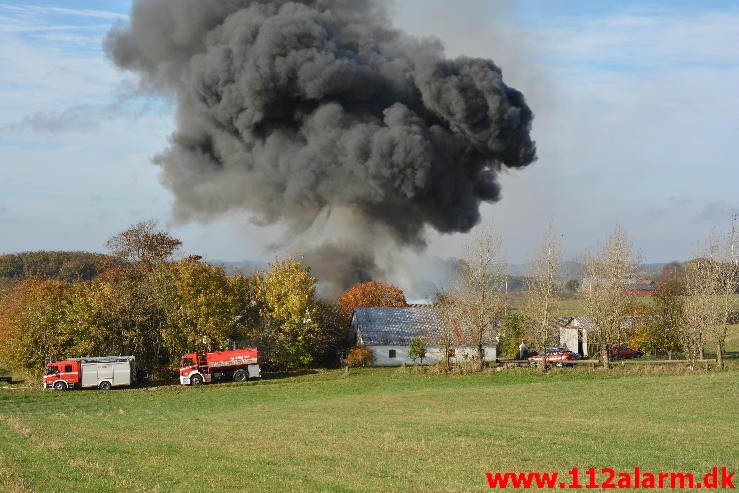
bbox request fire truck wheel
[190,374,204,386]
[99,381,112,390]
[53,381,67,391]
[233,369,247,382]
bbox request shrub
[498,313,528,358]
[346,346,375,367]
[408,337,427,364]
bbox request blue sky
[1,1,738,280]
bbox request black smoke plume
[106,0,536,297]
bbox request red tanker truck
[44,356,142,390]
[179,348,261,385]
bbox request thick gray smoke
[106,0,536,297]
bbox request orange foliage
[336,281,408,317]
[0,277,70,373]
[346,346,375,367]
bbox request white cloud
[0,4,127,21]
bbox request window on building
[64,365,73,373]
[388,349,396,358]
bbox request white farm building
[557,317,592,357]
[351,306,497,366]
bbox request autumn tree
[0,278,70,375]
[584,226,639,369]
[64,265,172,367]
[441,226,507,371]
[63,279,114,358]
[255,258,320,369]
[657,261,684,285]
[106,220,181,264]
[523,226,561,372]
[168,259,245,353]
[346,345,374,367]
[336,281,407,318]
[310,302,352,367]
[630,279,683,358]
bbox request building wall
[368,345,497,366]
[559,328,589,357]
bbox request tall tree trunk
[699,346,704,360]
[602,346,610,370]
[717,342,724,370]
[477,344,484,371]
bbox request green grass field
[1,368,737,492]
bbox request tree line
[481,220,738,372]
[1,218,736,377]
[0,221,360,376]
[0,251,122,288]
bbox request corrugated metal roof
[569,317,594,329]
[553,316,574,328]
[352,306,443,345]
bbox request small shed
[557,317,592,357]
[351,306,497,366]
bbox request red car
[528,348,581,367]
[608,347,644,359]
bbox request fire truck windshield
[46,366,58,375]
[182,357,194,366]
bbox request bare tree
[442,226,507,371]
[435,293,460,370]
[686,218,739,369]
[584,226,639,369]
[524,225,561,373]
[682,254,717,364]
[715,216,739,369]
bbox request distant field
[506,293,655,317]
[508,293,739,317]
[1,368,737,492]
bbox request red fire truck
[44,356,139,390]
[179,348,261,385]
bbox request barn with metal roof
[351,306,497,366]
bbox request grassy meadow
[1,367,737,492]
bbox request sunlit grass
[1,367,737,492]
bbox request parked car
[607,346,644,359]
[528,348,581,367]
